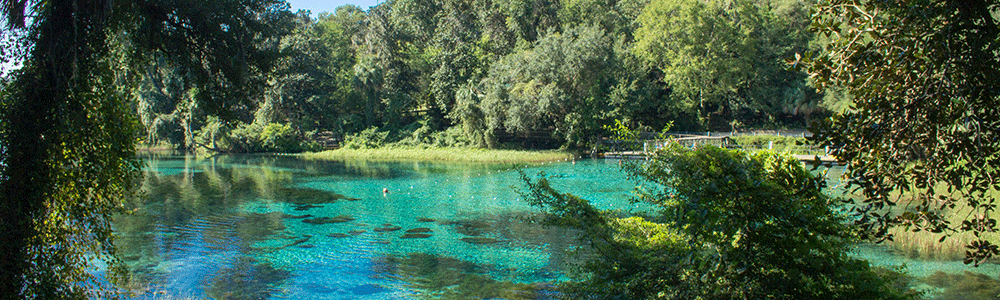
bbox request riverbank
[300,147,576,164]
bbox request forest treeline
[136,0,840,152]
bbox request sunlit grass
[824,169,999,262]
[887,199,999,261]
[870,184,1000,261]
[299,147,576,164]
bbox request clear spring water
[118,154,645,299]
[116,154,999,299]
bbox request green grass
[886,197,999,261]
[299,147,576,164]
[847,183,1000,261]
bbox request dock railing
[601,130,838,164]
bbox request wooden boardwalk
[601,152,843,165]
[599,135,844,166]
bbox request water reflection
[115,155,633,299]
[205,256,291,299]
[378,253,544,300]
[116,155,998,299]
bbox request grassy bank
[886,196,999,261]
[849,183,1000,262]
[300,147,576,164]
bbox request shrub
[521,145,919,300]
[341,127,390,149]
[222,122,314,153]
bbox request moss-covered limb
[299,147,575,164]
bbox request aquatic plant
[204,257,291,300]
[407,228,434,233]
[302,215,355,224]
[444,219,493,236]
[919,271,1000,300]
[374,224,404,232]
[401,233,433,239]
[382,253,543,299]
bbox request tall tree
[0,0,295,297]
[798,0,1000,266]
[131,0,295,150]
[1,1,141,297]
[455,25,615,148]
[634,0,816,129]
[634,0,756,128]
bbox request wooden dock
[792,155,844,166]
[601,152,843,165]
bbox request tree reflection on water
[205,256,291,300]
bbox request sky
[285,0,383,15]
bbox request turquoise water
[117,155,999,299]
[117,155,643,299]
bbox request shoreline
[299,147,577,164]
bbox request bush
[521,146,919,300]
[341,127,390,149]
[258,123,300,152]
[219,122,315,153]
[344,124,475,149]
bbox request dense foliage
[0,0,293,297]
[8,0,984,297]
[521,146,916,299]
[798,0,1000,265]
[130,0,825,152]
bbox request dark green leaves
[521,144,916,299]
[800,0,1000,266]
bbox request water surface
[117,154,999,299]
[118,155,641,299]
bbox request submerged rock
[400,233,432,239]
[460,237,500,245]
[406,227,432,233]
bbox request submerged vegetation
[381,253,543,300]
